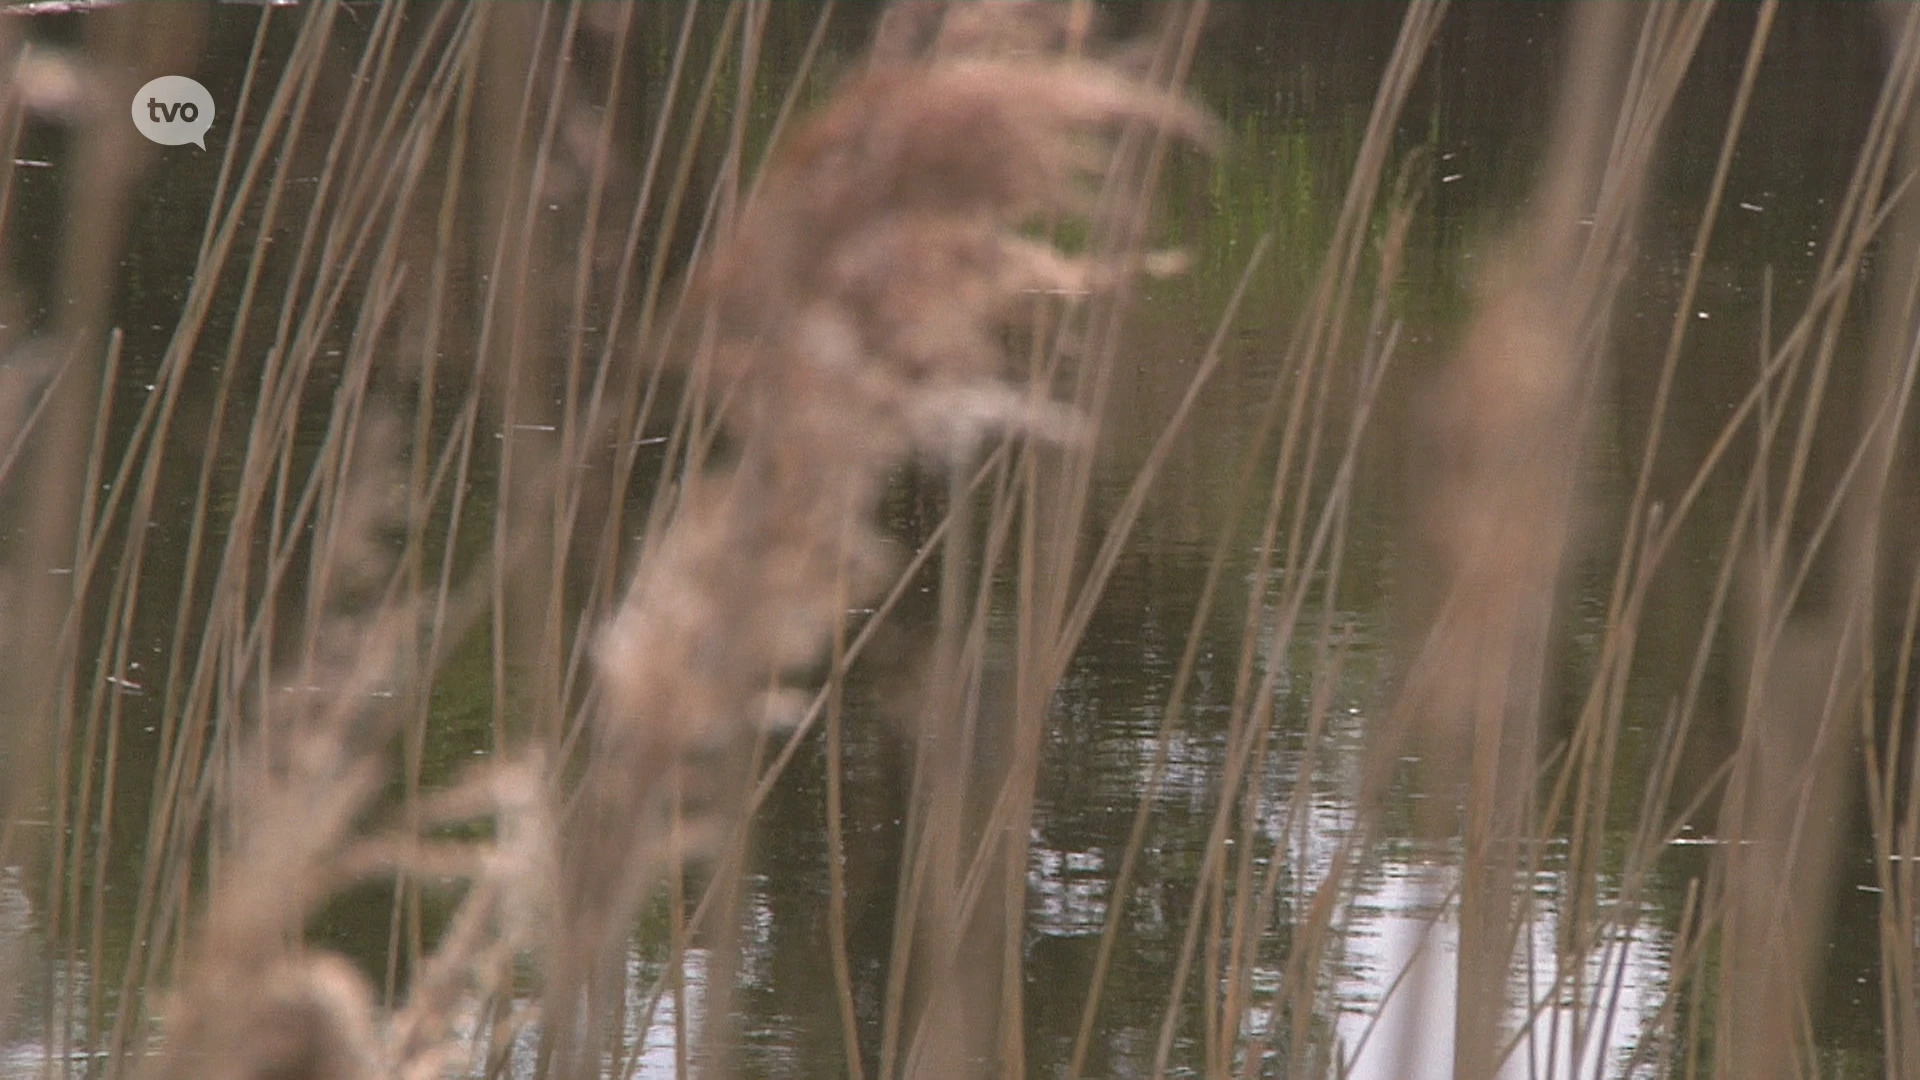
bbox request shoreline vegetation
[0,2,1915,1077]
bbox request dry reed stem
[1387,5,1707,1076]
[144,394,554,1080]
[1059,8,1449,1075]
[1711,8,1920,1075]
[0,2,202,1065]
[42,3,1920,1077]
[880,8,1215,1074]
[0,1,563,1074]
[0,14,33,1051]
[1510,15,1777,1069]
[477,3,569,754]
[1859,10,1920,1080]
[1232,186,1418,1080]
[77,6,577,1076]
[550,4,1216,1074]
[101,7,348,1058]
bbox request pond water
[0,3,1909,1077]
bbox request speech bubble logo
[131,75,215,149]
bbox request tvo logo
[131,76,215,149]
[145,99,200,125]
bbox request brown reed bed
[0,2,1916,1078]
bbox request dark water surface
[1,3,1907,1077]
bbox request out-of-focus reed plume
[1390,6,1704,1075]
[552,1,1215,1071]
[143,411,555,1080]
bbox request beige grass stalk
[1042,8,1451,1077]
[1232,190,1417,1080]
[1505,11,1775,1072]
[100,5,351,1062]
[1548,55,1920,1066]
[555,5,1217,1075]
[74,4,581,1076]
[1858,10,1920,1080]
[892,10,1223,1076]
[1711,8,1920,1075]
[0,14,37,1049]
[1383,5,1708,1076]
[0,3,203,1064]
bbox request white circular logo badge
[131,75,215,149]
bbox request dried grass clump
[149,656,554,1080]
[559,0,1216,1058]
[11,2,1218,1075]
[151,954,378,1080]
[143,414,555,1080]
[151,752,553,1080]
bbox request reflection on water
[626,948,708,1080]
[1332,857,1667,1080]
[1028,845,1109,939]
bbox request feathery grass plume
[138,411,411,1080]
[141,407,554,1080]
[555,1,1217,1069]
